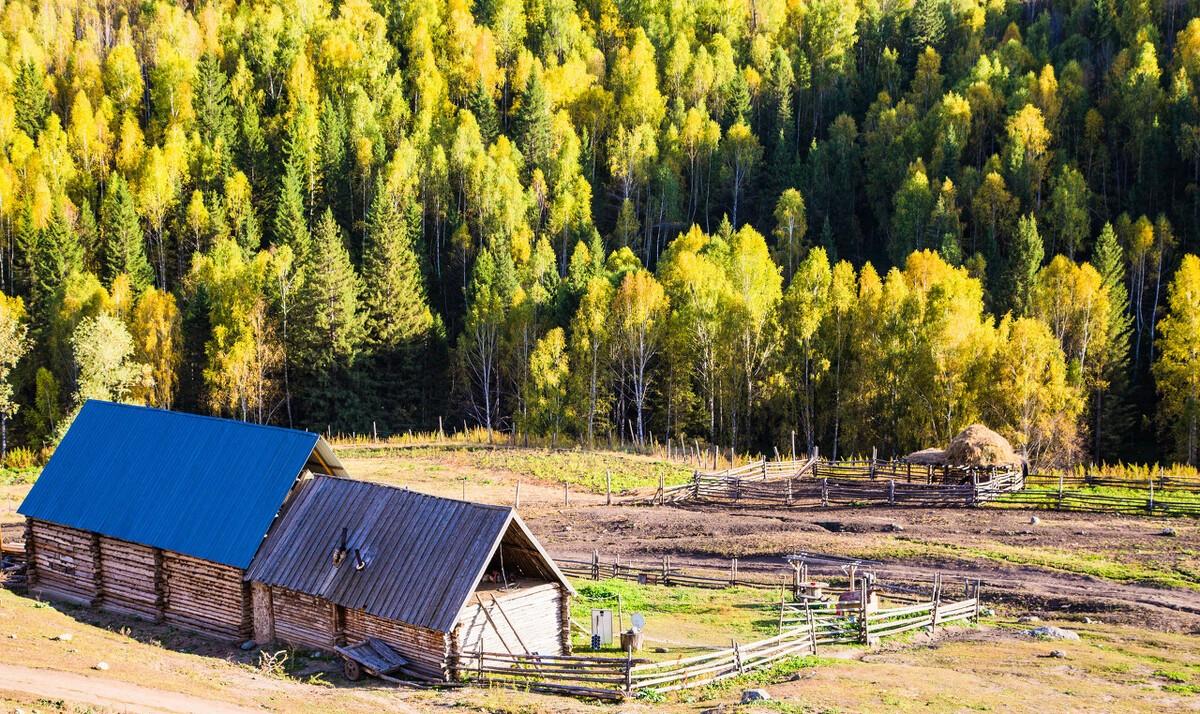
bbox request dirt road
[0,663,267,713]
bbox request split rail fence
[662,456,1025,509]
[456,587,980,700]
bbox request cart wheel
[343,657,363,681]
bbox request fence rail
[459,588,981,699]
[648,457,1200,518]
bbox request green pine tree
[274,154,311,260]
[13,61,49,138]
[1091,222,1134,461]
[101,173,154,292]
[514,69,552,176]
[292,209,366,430]
[194,53,235,185]
[468,80,501,146]
[1008,214,1044,316]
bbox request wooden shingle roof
[245,477,571,633]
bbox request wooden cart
[335,638,410,682]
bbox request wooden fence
[556,553,796,591]
[674,457,1024,509]
[457,584,981,699]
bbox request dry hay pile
[904,448,946,465]
[943,425,1019,466]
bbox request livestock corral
[1,421,1199,712]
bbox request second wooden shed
[245,477,575,681]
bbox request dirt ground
[1,445,1199,712]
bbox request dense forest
[4,0,1200,466]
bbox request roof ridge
[84,400,321,440]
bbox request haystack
[943,424,1018,466]
[903,447,946,465]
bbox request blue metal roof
[18,400,323,569]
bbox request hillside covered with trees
[3,0,1200,466]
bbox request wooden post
[806,599,817,654]
[1149,470,1156,515]
[791,430,796,462]
[732,640,744,673]
[859,577,869,644]
[778,590,785,633]
[658,473,665,505]
[592,549,600,580]
[1058,471,1065,509]
[661,555,669,585]
[973,579,982,621]
[624,648,633,695]
[888,479,895,506]
[929,574,942,634]
[438,415,444,440]
[563,483,569,506]
[514,481,521,509]
[606,470,613,506]
[372,421,377,442]
[820,478,829,507]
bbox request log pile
[163,552,251,640]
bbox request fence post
[888,479,895,506]
[661,555,669,585]
[858,578,869,644]
[592,549,600,581]
[1057,472,1064,510]
[778,591,785,634]
[564,483,569,506]
[1150,468,1158,515]
[624,648,633,696]
[606,470,612,506]
[692,470,700,499]
[929,574,942,634]
[732,640,744,673]
[870,447,877,479]
[806,600,817,654]
[821,478,829,507]
[973,579,982,621]
[786,476,793,506]
[514,481,521,509]
[658,473,665,505]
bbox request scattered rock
[886,523,905,532]
[700,706,727,714]
[1081,617,1094,624]
[1159,528,1177,537]
[1017,615,1041,624]
[93,661,109,671]
[239,640,257,651]
[8,633,15,639]
[740,689,771,703]
[653,646,670,653]
[1028,626,1080,641]
[309,651,322,659]
[1029,516,1041,525]
[982,608,996,617]
[1048,650,1067,659]
[51,633,73,642]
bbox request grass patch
[338,444,692,492]
[0,466,38,485]
[994,484,1200,512]
[861,538,1200,590]
[567,578,783,656]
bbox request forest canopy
[3,0,1200,466]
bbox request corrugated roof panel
[18,400,323,569]
[245,477,567,632]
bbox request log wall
[98,536,159,620]
[26,519,99,605]
[457,583,566,660]
[162,552,252,641]
[344,607,450,681]
[268,586,338,650]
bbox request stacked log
[344,607,451,681]
[98,536,159,620]
[163,552,251,640]
[268,586,337,650]
[26,519,98,605]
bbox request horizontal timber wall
[25,518,252,641]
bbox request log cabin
[18,400,346,640]
[244,476,575,681]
